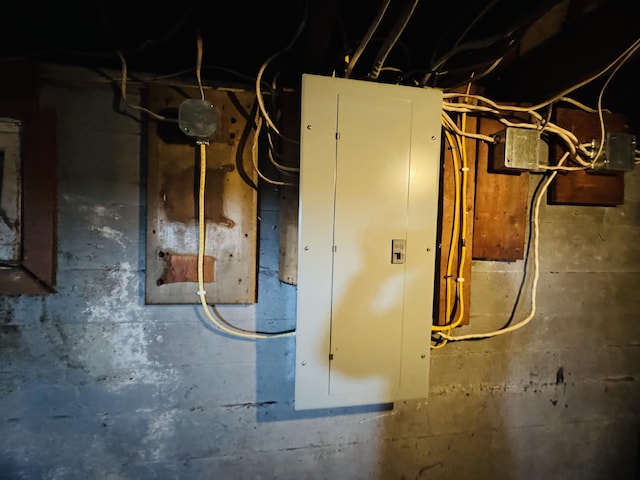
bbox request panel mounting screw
[301,361,307,366]
[304,245,310,251]
[306,124,312,130]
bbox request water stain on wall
[160,163,235,227]
[0,299,18,350]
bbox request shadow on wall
[252,227,441,478]
[254,212,520,477]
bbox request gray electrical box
[589,132,636,174]
[491,127,549,172]
[178,98,220,141]
[295,74,442,410]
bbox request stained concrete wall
[1,65,639,480]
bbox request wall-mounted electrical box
[588,132,636,174]
[491,127,549,172]
[295,74,442,410]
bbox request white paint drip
[142,411,175,461]
[76,202,123,220]
[90,225,126,248]
[84,262,136,324]
[80,262,175,389]
[66,199,128,248]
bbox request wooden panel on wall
[472,117,529,261]
[145,83,258,304]
[278,90,301,286]
[549,108,627,206]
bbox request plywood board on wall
[472,118,529,261]
[278,90,301,286]
[144,83,258,304]
[549,107,627,206]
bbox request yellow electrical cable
[432,128,462,333]
[196,142,294,339]
[433,85,471,335]
[452,83,471,327]
[430,338,448,349]
[445,129,460,322]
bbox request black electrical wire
[231,94,260,191]
[210,305,296,336]
[497,170,551,331]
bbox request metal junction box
[589,132,636,174]
[294,74,442,410]
[491,127,549,172]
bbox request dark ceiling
[2,0,639,130]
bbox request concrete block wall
[0,65,638,479]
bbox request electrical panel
[295,74,442,410]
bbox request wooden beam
[278,90,301,285]
[483,0,640,105]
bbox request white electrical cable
[528,36,640,113]
[590,36,640,166]
[251,115,297,187]
[195,142,295,339]
[434,153,567,342]
[255,0,307,142]
[345,0,392,78]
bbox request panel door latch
[391,239,406,264]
